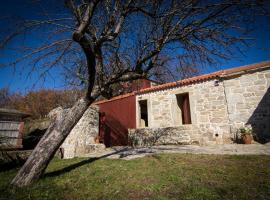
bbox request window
[176,93,192,124]
[139,100,148,127]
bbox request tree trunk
[11,98,92,187]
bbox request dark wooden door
[181,94,192,124]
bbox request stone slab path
[83,144,270,160]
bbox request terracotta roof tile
[222,60,270,75]
[93,60,270,103]
[137,60,270,94]
[137,70,223,94]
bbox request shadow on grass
[0,160,26,172]
[44,147,130,178]
[0,150,32,172]
[44,157,99,178]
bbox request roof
[94,60,270,103]
[0,108,30,118]
[138,60,270,94]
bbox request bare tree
[0,88,11,107]
[0,0,268,187]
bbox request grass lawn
[0,154,270,200]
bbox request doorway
[139,100,148,127]
[176,93,192,124]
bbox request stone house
[130,60,270,146]
[61,60,270,158]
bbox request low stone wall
[60,105,105,158]
[128,125,202,147]
[128,124,233,147]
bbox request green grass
[1,154,270,200]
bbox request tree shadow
[44,158,98,178]
[0,150,31,172]
[44,147,130,178]
[0,159,25,172]
[100,113,129,147]
[247,87,270,143]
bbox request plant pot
[242,134,252,144]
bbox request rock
[47,107,64,120]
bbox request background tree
[0,88,82,119]
[0,88,23,109]
[0,88,12,108]
[0,0,269,187]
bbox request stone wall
[134,67,270,145]
[224,68,270,142]
[129,125,201,147]
[61,105,104,158]
[136,79,231,145]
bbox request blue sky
[216,16,270,71]
[0,1,269,93]
[0,0,68,93]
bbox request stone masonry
[129,125,200,147]
[60,105,104,159]
[130,66,270,146]
[224,69,270,142]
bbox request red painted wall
[97,94,136,147]
[96,79,156,147]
